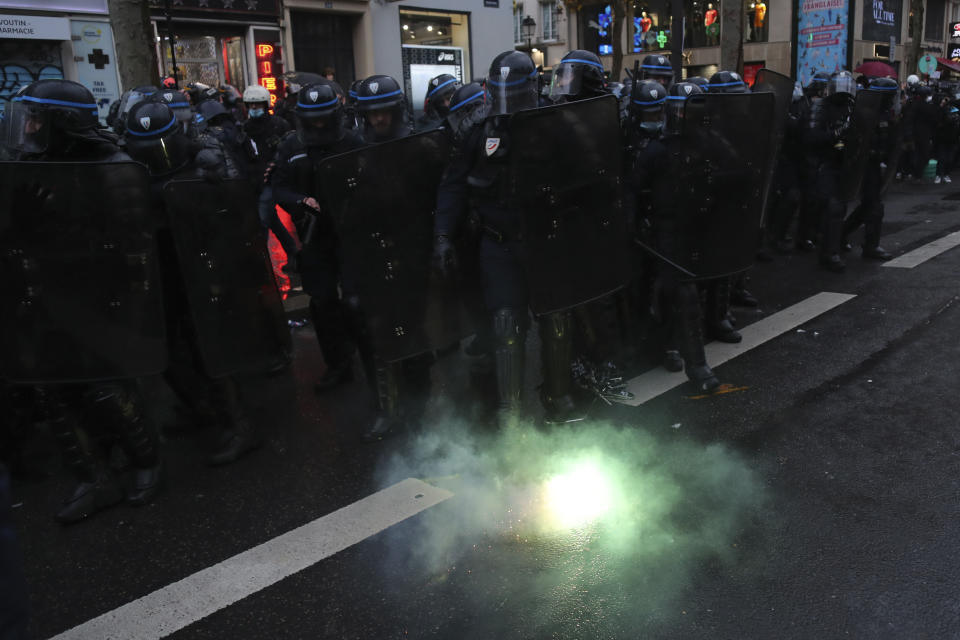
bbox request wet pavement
[9,179,960,639]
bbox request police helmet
[665,81,703,134]
[487,50,538,115]
[685,76,709,88]
[826,71,856,98]
[868,76,900,113]
[708,70,748,93]
[424,74,461,119]
[639,54,674,86]
[550,50,607,102]
[151,89,193,126]
[356,75,405,113]
[629,79,667,135]
[295,82,345,146]
[243,85,271,105]
[4,79,101,154]
[124,101,193,175]
[446,82,490,141]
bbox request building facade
[0,0,123,121]
[281,0,513,118]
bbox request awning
[936,57,960,74]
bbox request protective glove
[432,234,458,280]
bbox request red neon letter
[256,44,274,58]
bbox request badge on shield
[485,138,501,156]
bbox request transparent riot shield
[838,89,883,201]
[0,161,167,383]
[752,69,795,225]
[505,95,631,315]
[317,130,477,363]
[161,179,290,378]
[665,91,776,280]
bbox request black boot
[85,382,164,506]
[675,284,720,393]
[862,246,893,261]
[819,253,846,272]
[662,349,684,372]
[311,297,356,394]
[492,308,526,425]
[706,279,741,343]
[208,378,262,465]
[539,311,585,424]
[48,392,123,523]
[363,361,404,442]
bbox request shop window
[541,1,558,40]
[685,0,721,48]
[399,9,471,115]
[580,4,614,55]
[162,35,221,88]
[745,0,767,42]
[632,1,672,52]
[926,0,945,40]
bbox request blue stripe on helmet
[868,85,898,91]
[560,58,605,70]
[13,95,99,113]
[125,116,179,137]
[449,90,485,112]
[487,68,538,87]
[427,78,458,98]
[642,63,673,70]
[632,96,666,105]
[297,97,340,108]
[666,95,688,101]
[356,89,403,101]
[709,81,745,88]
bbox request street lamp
[522,15,536,49]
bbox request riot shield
[317,130,477,363]
[752,69,794,225]
[505,95,631,315]
[838,89,883,201]
[161,179,290,378]
[879,118,903,196]
[0,161,167,383]
[660,92,776,280]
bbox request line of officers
[0,48,899,524]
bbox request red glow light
[256,44,274,58]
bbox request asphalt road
[9,178,960,640]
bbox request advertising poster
[71,19,120,123]
[862,0,901,43]
[795,0,849,86]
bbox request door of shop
[290,11,356,85]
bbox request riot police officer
[125,100,274,466]
[3,80,163,522]
[549,50,607,103]
[841,77,898,260]
[272,83,365,397]
[417,73,461,131]
[242,84,297,266]
[628,80,721,391]
[435,51,582,424]
[803,71,858,272]
[355,75,411,143]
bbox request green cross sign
[656,30,667,48]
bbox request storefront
[149,0,282,96]
[369,0,512,115]
[0,0,121,122]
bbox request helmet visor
[549,63,586,99]
[446,89,490,138]
[827,75,856,97]
[3,100,50,154]
[488,69,538,115]
[125,131,190,175]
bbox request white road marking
[621,292,857,406]
[50,478,453,640]
[882,230,960,268]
